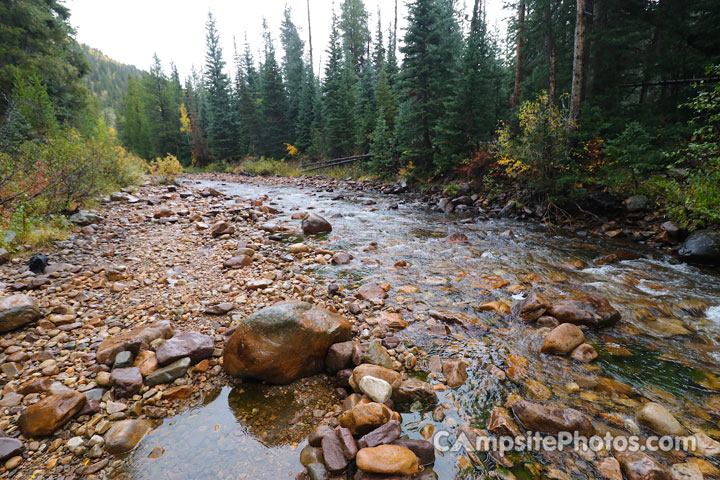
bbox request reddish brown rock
[326,341,362,374]
[351,364,402,391]
[96,320,174,365]
[358,420,402,448]
[211,221,235,237]
[155,331,214,366]
[541,323,585,354]
[547,295,621,328]
[391,379,437,405]
[339,402,398,436]
[488,407,521,438]
[391,439,435,466]
[518,292,549,322]
[571,343,598,362]
[133,350,158,376]
[511,400,595,436]
[442,358,469,388]
[223,255,252,269]
[612,450,670,480]
[110,367,143,398]
[18,391,86,436]
[302,213,332,234]
[223,301,351,384]
[356,283,388,303]
[322,430,349,472]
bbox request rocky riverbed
[1,173,719,480]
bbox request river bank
[1,172,719,479]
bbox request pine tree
[234,39,262,154]
[280,7,305,145]
[203,12,238,162]
[396,0,461,171]
[259,20,289,158]
[118,76,151,159]
[322,14,358,158]
[374,66,397,131]
[440,0,506,164]
[183,73,212,165]
[369,108,396,174]
[296,65,318,152]
[357,57,377,152]
[340,0,370,71]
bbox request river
[114,176,720,479]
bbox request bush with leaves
[645,66,720,227]
[147,154,184,184]
[495,92,579,200]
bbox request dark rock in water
[302,213,332,234]
[612,449,670,480]
[391,439,435,466]
[511,400,595,436]
[547,295,621,328]
[678,230,720,265]
[28,254,49,274]
[358,420,401,448]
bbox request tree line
[117,0,720,182]
[117,0,507,174]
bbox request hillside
[81,44,144,122]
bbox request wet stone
[111,367,143,398]
[113,350,133,368]
[104,419,151,454]
[18,391,86,437]
[391,439,435,466]
[306,462,330,480]
[392,379,437,405]
[145,357,191,387]
[321,430,349,472]
[155,331,214,366]
[358,420,402,448]
[336,427,358,460]
[362,341,394,369]
[0,438,23,462]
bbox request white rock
[358,375,392,403]
[67,437,84,449]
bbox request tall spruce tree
[296,65,319,152]
[280,7,305,145]
[259,20,289,158]
[203,12,238,162]
[440,0,506,164]
[340,0,370,71]
[323,14,358,158]
[396,0,461,171]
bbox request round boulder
[0,294,42,333]
[223,301,351,384]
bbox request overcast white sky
[66,0,508,79]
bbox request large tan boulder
[223,301,351,384]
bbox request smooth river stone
[104,419,151,454]
[356,445,419,476]
[18,391,86,436]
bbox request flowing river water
[115,177,720,479]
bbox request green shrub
[0,127,147,239]
[602,122,665,188]
[235,157,301,177]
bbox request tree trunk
[512,0,525,106]
[549,42,556,103]
[569,0,587,130]
[585,0,598,102]
[307,0,314,70]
